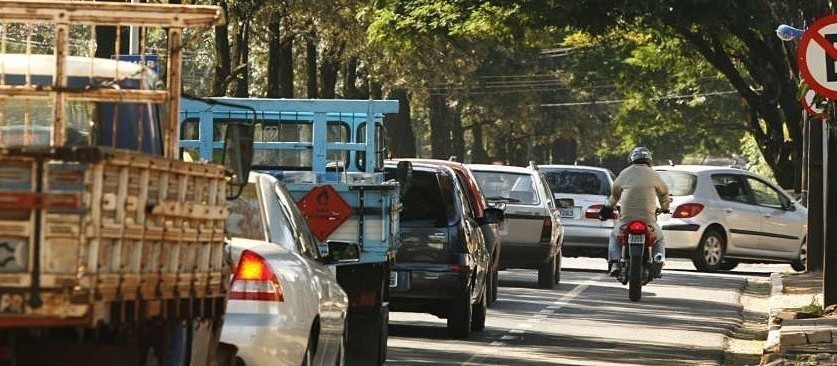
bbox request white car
[538,164,616,258]
[223,172,356,365]
[655,165,808,272]
[469,164,564,288]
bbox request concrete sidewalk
[761,271,836,365]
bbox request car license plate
[558,207,575,218]
[628,234,645,244]
[389,271,398,288]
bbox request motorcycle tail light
[627,221,647,234]
[672,203,704,218]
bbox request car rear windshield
[472,171,540,205]
[657,170,697,196]
[386,169,457,227]
[541,169,610,196]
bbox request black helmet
[629,147,652,165]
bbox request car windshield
[657,170,697,196]
[472,171,539,205]
[542,169,610,196]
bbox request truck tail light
[230,250,284,302]
[540,217,552,242]
[672,203,704,218]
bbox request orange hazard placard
[297,185,354,241]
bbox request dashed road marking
[461,274,605,365]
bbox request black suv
[384,162,490,339]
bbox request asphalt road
[385,257,788,366]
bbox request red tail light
[584,204,617,220]
[672,203,704,218]
[448,263,470,273]
[627,221,647,234]
[230,250,284,301]
[540,217,553,242]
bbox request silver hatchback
[655,165,808,272]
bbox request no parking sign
[799,14,837,100]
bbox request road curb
[763,272,783,352]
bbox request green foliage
[800,296,824,316]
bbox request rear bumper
[221,301,308,366]
[388,265,469,314]
[498,242,557,269]
[660,221,702,251]
[561,224,611,250]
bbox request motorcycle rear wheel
[628,257,642,301]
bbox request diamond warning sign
[297,185,354,241]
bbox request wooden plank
[0,1,224,28]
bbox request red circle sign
[801,89,828,119]
[799,14,837,100]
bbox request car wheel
[447,292,472,339]
[554,252,562,284]
[491,267,499,304]
[790,239,807,272]
[692,229,725,272]
[719,259,739,271]
[471,285,487,331]
[537,254,557,289]
[301,334,314,366]
[485,269,494,309]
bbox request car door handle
[724,208,733,213]
[763,214,772,218]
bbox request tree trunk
[232,20,250,98]
[551,138,577,164]
[265,18,281,98]
[471,124,488,163]
[343,56,361,99]
[451,108,464,162]
[384,89,416,158]
[212,0,231,96]
[306,37,318,98]
[94,1,129,59]
[277,36,294,98]
[428,93,452,159]
[320,43,341,99]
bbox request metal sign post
[798,15,837,306]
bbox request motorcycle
[610,209,668,301]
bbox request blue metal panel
[312,112,327,173]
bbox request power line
[540,90,742,108]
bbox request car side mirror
[483,207,505,224]
[487,201,506,211]
[323,241,361,264]
[222,121,255,200]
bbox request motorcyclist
[598,147,670,277]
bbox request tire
[554,253,562,284]
[301,333,315,366]
[345,303,387,366]
[447,292,472,339]
[491,268,499,303]
[628,256,642,302]
[485,269,494,309]
[790,239,807,272]
[471,285,487,332]
[719,259,739,271]
[537,254,557,289]
[692,229,725,272]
